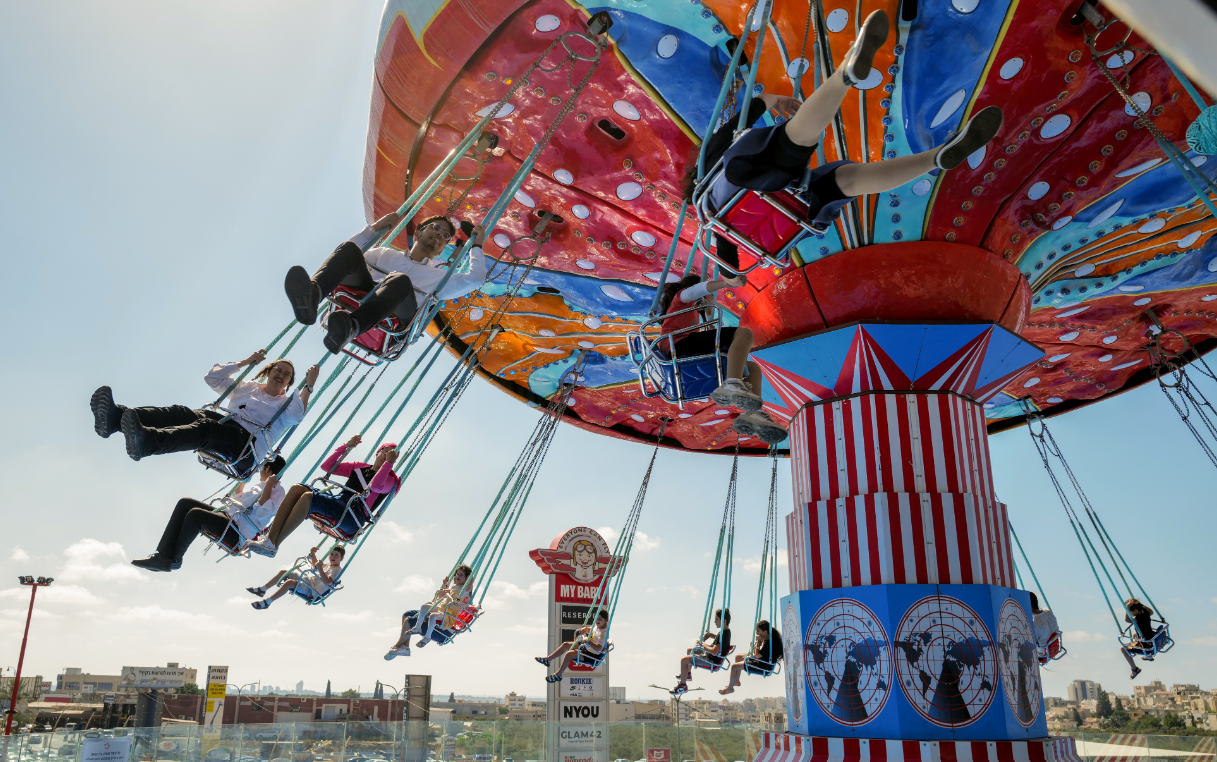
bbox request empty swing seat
[626,306,729,407]
[322,286,422,365]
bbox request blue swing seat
[1120,621,1174,660]
[626,305,728,408]
[691,644,735,673]
[742,655,782,678]
[288,565,343,607]
[571,641,613,669]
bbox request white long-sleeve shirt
[363,245,489,301]
[204,362,306,462]
[1033,609,1060,645]
[223,479,286,541]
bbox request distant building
[609,686,626,701]
[296,681,305,693]
[505,692,526,710]
[1067,680,1102,702]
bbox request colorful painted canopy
[364,0,1217,453]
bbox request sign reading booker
[120,667,189,689]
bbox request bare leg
[552,650,577,678]
[260,569,289,590]
[265,579,296,602]
[1121,647,1142,676]
[726,327,755,382]
[547,641,575,661]
[833,149,939,198]
[784,68,851,148]
[391,614,414,648]
[268,490,313,546]
[719,663,746,695]
[679,655,694,681]
[266,484,309,544]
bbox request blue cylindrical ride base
[779,584,1047,741]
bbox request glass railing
[0,720,788,762]
[1059,731,1217,760]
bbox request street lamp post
[5,576,53,736]
[376,683,406,762]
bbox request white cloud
[0,607,64,621]
[489,580,546,600]
[379,521,414,544]
[595,527,659,552]
[1064,630,1107,642]
[10,547,29,562]
[0,584,101,605]
[105,605,215,625]
[321,609,382,623]
[742,549,789,573]
[1190,635,1217,647]
[678,584,699,599]
[394,574,435,594]
[59,539,144,584]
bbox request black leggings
[156,498,241,562]
[313,241,419,330]
[672,327,737,358]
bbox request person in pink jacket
[246,434,400,557]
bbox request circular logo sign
[803,598,893,726]
[783,603,805,724]
[997,598,1042,726]
[893,595,998,727]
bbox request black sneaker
[120,409,150,461]
[840,10,890,87]
[90,386,125,438]
[284,266,320,325]
[936,105,1004,170]
[131,553,175,572]
[323,311,360,354]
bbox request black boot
[131,553,179,572]
[90,386,125,438]
[284,266,321,325]
[120,409,150,461]
[324,311,360,354]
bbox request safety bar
[626,304,725,408]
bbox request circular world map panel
[893,595,998,728]
[997,598,1042,727]
[804,598,893,726]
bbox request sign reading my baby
[530,527,615,762]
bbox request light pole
[5,576,53,736]
[377,682,405,762]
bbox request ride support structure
[739,241,1084,758]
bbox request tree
[448,692,455,703]
[1137,714,1162,731]
[1163,712,1186,730]
[1071,708,1084,727]
[1107,710,1130,728]
[1097,691,1114,719]
[176,683,204,696]
[341,689,360,698]
[1114,696,1125,712]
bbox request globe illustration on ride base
[997,598,1042,727]
[784,603,805,724]
[804,599,893,726]
[894,596,998,728]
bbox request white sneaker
[734,410,788,444]
[711,379,762,412]
[247,537,278,558]
[384,646,411,660]
[840,10,889,86]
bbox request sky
[1,0,1215,711]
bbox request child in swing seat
[537,608,610,683]
[673,608,730,694]
[384,565,477,659]
[248,545,344,608]
[1121,597,1156,680]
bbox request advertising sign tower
[530,527,615,762]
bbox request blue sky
[1,1,1214,708]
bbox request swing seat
[419,602,480,646]
[691,162,819,275]
[1036,632,1066,666]
[571,641,613,669]
[1120,622,1173,660]
[742,656,781,678]
[691,644,735,673]
[626,305,728,408]
[307,477,378,542]
[196,405,262,480]
[199,497,259,557]
[322,286,427,366]
[289,567,343,606]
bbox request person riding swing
[720,619,783,694]
[537,608,610,683]
[673,608,731,694]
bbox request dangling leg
[783,10,890,148]
[832,105,1005,196]
[253,577,295,609]
[1122,646,1142,679]
[268,488,313,547]
[538,640,574,666]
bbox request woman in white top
[130,456,287,573]
[282,211,488,354]
[1029,592,1060,646]
[248,545,344,608]
[90,349,317,465]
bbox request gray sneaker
[733,410,788,444]
[711,379,763,412]
[840,10,889,87]
[936,105,1004,170]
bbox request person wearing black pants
[283,213,488,354]
[131,456,287,572]
[90,349,317,463]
